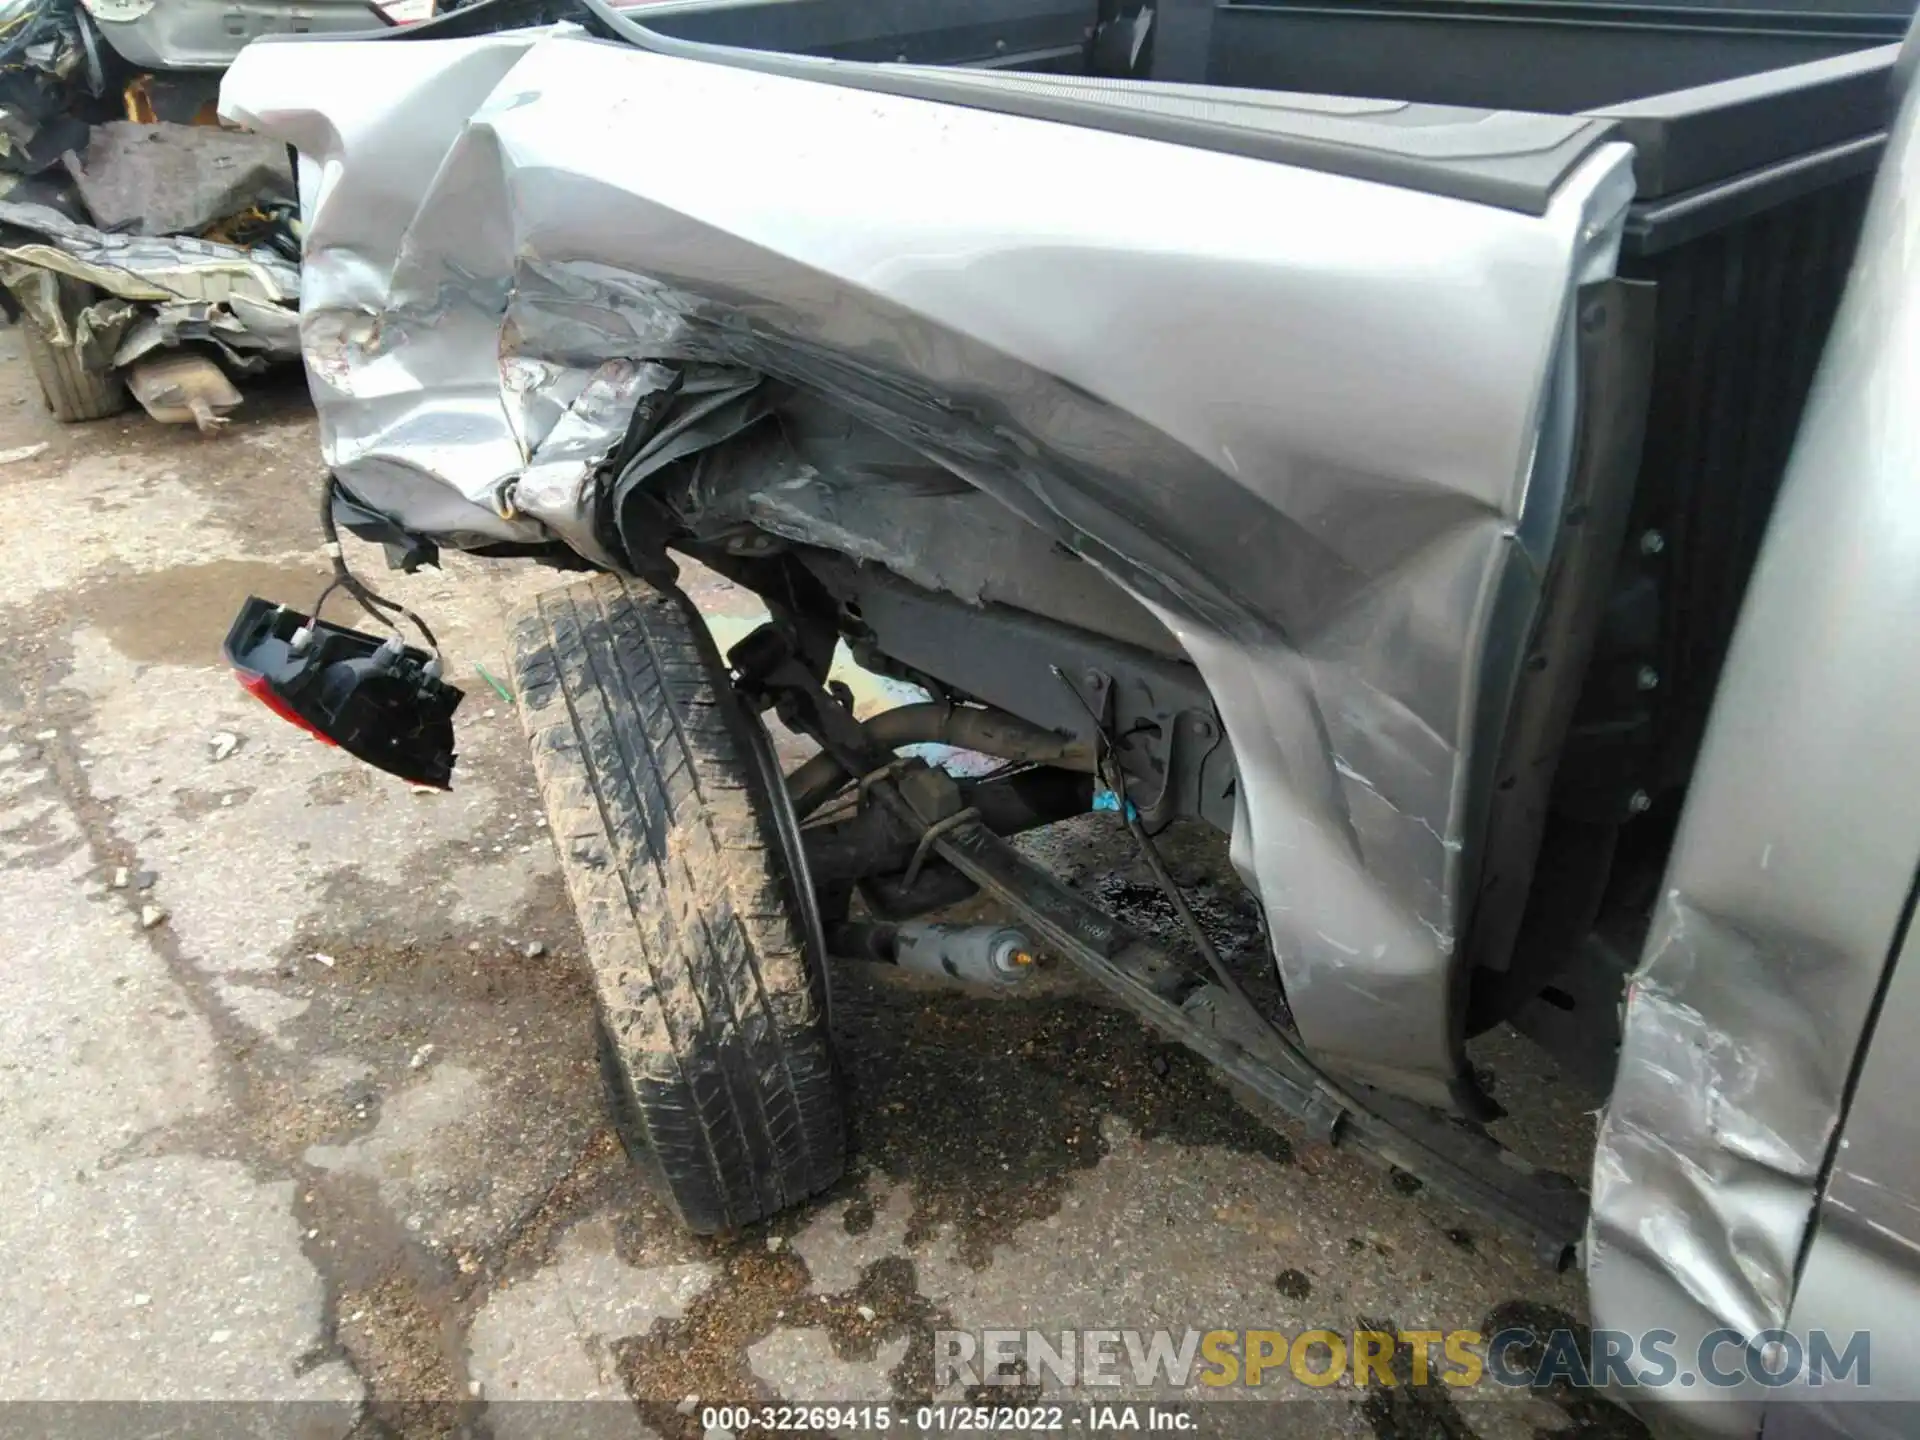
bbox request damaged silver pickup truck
[217,0,1920,1432]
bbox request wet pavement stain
[338,1269,466,1433]
[1352,1302,1652,1440]
[617,1245,951,1438]
[73,557,350,666]
[0,716,471,1416]
[963,1356,1042,1406]
[828,963,1294,1269]
[841,1196,877,1236]
[1473,1301,1651,1439]
[1354,1317,1479,1440]
[121,909,612,1415]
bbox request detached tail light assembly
[223,595,464,788]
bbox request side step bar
[929,815,1587,1270]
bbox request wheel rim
[740,707,833,1020]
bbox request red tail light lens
[236,670,339,748]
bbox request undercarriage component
[223,595,463,788]
[127,352,243,433]
[787,701,1095,818]
[827,920,1039,988]
[740,623,1586,1264]
[810,562,1235,830]
[930,815,1587,1266]
[858,863,980,921]
[803,764,1093,884]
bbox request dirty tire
[18,283,129,423]
[511,574,844,1233]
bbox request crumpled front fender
[222,28,1633,1106]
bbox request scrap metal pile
[0,123,299,428]
[0,0,106,173]
[0,0,342,429]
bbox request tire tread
[510,575,843,1232]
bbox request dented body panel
[1586,61,1920,1436]
[216,5,1920,1432]
[79,0,380,69]
[221,26,1634,1107]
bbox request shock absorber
[825,921,1039,988]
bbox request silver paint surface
[79,0,380,70]
[220,30,1631,1102]
[1586,57,1920,1438]
[1772,917,1920,1438]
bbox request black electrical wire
[1046,666,1371,1119]
[0,0,63,68]
[1049,666,1243,997]
[1116,784,1245,996]
[314,477,442,655]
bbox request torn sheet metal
[4,260,132,364]
[0,199,297,304]
[1585,68,1920,1439]
[0,198,299,372]
[0,0,107,175]
[221,29,1632,1105]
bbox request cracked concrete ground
[0,329,1645,1439]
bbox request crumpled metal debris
[0,37,303,429]
[0,196,299,380]
[0,0,107,175]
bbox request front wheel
[510,574,845,1233]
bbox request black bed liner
[281,0,1907,222]
[328,0,1611,213]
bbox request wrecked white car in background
[0,0,389,425]
[219,0,1920,1432]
